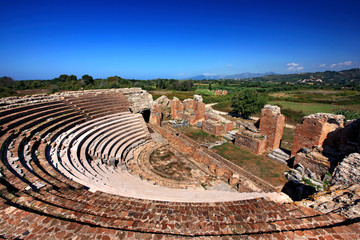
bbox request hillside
[250,68,360,84]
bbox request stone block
[202,119,228,136]
[234,132,266,155]
[293,151,330,178]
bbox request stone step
[269,151,288,161]
[267,153,287,164]
[272,148,290,159]
[267,149,290,164]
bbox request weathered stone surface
[236,120,259,133]
[260,105,285,151]
[291,113,345,156]
[331,153,360,187]
[121,88,153,113]
[154,95,170,109]
[301,184,360,219]
[234,132,266,154]
[293,149,330,178]
[170,97,184,119]
[202,109,234,136]
[193,94,203,102]
[3,89,360,239]
[202,119,229,136]
[149,103,162,126]
[170,96,205,125]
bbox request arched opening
[141,109,151,123]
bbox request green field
[269,101,360,115]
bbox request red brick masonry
[0,93,359,239]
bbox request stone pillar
[170,97,184,119]
[183,99,194,110]
[149,103,162,126]
[194,100,205,122]
[259,105,285,152]
[291,113,345,156]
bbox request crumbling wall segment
[234,132,266,155]
[259,105,285,151]
[291,113,345,156]
[152,125,277,192]
[149,104,162,126]
[170,95,205,125]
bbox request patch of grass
[212,143,289,187]
[281,127,295,151]
[212,100,232,112]
[179,127,220,143]
[269,101,338,115]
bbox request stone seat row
[1,178,358,239]
[0,94,360,238]
[47,111,151,193]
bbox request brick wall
[234,132,266,155]
[291,113,344,156]
[259,106,285,151]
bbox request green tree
[82,74,94,85]
[0,76,14,87]
[231,89,266,118]
[57,74,69,82]
[66,75,77,82]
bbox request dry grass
[178,126,220,143]
[212,143,289,188]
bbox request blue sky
[1,0,359,80]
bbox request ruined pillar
[259,105,285,151]
[291,113,345,156]
[194,99,205,122]
[170,97,184,119]
[149,103,162,126]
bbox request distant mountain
[251,68,360,84]
[186,72,278,80]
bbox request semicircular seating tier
[0,90,359,239]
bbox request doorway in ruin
[141,109,151,123]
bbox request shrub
[231,89,266,118]
[335,109,360,121]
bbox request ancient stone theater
[0,88,359,239]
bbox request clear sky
[1,0,359,80]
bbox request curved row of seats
[49,112,150,193]
[0,92,359,239]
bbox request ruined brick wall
[193,100,205,122]
[170,97,184,119]
[170,96,205,124]
[259,105,285,151]
[294,152,330,177]
[215,90,228,95]
[202,109,234,136]
[183,99,194,110]
[291,113,345,156]
[234,132,266,155]
[152,125,276,192]
[202,120,228,136]
[149,104,162,126]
